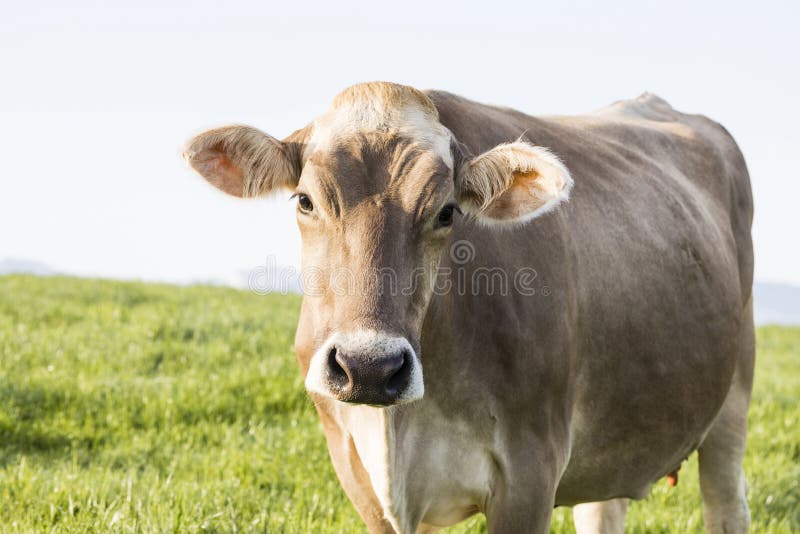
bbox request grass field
[0,274,798,533]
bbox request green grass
[0,275,798,533]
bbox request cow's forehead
[304,82,453,169]
[303,133,453,213]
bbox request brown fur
[185,83,754,534]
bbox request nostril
[385,351,412,394]
[328,346,349,384]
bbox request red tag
[667,469,679,487]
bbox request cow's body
[185,83,754,533]
[308,91,753,532]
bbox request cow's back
[427,90,754,503]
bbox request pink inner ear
[483,170,549,220]
[191,148,245,197]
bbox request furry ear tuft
[456,141,573,224]
[183,125,301,198]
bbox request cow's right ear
[183,125,304,198]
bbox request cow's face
[184,83,572,406]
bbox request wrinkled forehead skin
[294,84,457,341]
[302,133,454,220]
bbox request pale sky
[1,1,798,286]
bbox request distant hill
[753,282,800,326]
[0,258,57,276]
[1,258,797,325]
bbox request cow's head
[184,82,572,406]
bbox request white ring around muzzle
[304,329,424,405]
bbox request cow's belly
[555,399,714,505]
[555,296,742,503]
[553,194,745,504]
[555,354,734,505]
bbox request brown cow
[184,82,754,533]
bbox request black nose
[326,346,412,405]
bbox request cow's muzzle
[327,345,412,404]
[304,331,424,406]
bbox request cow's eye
[436,204,460,227]
[296,194,313,213]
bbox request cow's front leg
[484,446,564,534]
[572,499,629,534]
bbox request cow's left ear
[454,141,573,224]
